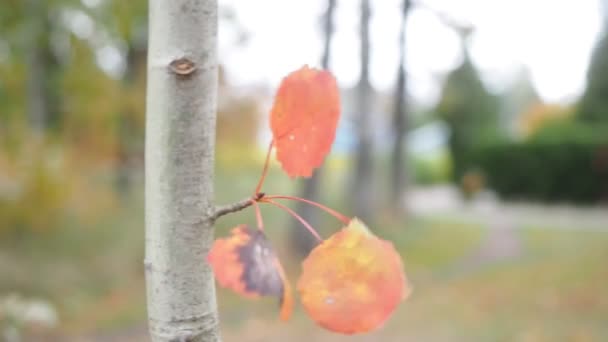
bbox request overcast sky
[219,0,603,107]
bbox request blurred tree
[500,67,541,138]
[289,0,337,256]
[389,0,412,213]
[578,29,608,123]
[1,0,125,154]
[436,27,499,183]
[60,38,121,161]
[0,0,126,237]
[2,0,66,135]
[351,0,374,222]
[103,0,148,195]
[25,0,55,135]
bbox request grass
[1,157,607,341]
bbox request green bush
[475,124,608,203]
[411,151,452,185]
[529,120,608,144]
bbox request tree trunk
[290,0,336,256]
[390,0,411,213]
[351,0,374,222]
[25,0,50,136]
[144,0,220,341]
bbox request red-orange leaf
[270,65,340,178]
[207,225,293,321]
[297,218,410,334]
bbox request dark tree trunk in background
[290,0,336,256]
[107,3,149,196]
[351,0,374,222]
[25,0,52,136]
[390,0,411,213]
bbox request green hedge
[475,140,608,204]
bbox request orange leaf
[297,218,410,334]
[207,225,293,321]
[270,65,341,178]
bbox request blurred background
[1,0,608,341]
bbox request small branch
[212,197,255,222]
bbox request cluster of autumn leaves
[207,66,410,335]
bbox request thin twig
[212,197,254,222]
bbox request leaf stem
[264,195,350,224]
[253,140,274,196]
[260,198,323,242]
[251,199,264,230]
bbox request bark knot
[169,58,197,76]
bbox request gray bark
[351,0,374,222]
[290,0,336,256]
[144,0,220,341]
[390,0,411,212]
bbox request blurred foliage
[0,138,118,237]
[435,52,501,184]
[0,0,142,233]
[529,119,608,144]
[475,132,608,203]
[0,0,147,157]
[0,144,68,235]
[410,151,451,185]
[517,103,573,138]
[216,143,265,172]
[578,30,608,122]
[478,114,608,204]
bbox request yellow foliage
[0,136,118,236]
[216,143,265,171]
[0,140,68,234]
[60,40,123,162]
[518,103,573,138]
